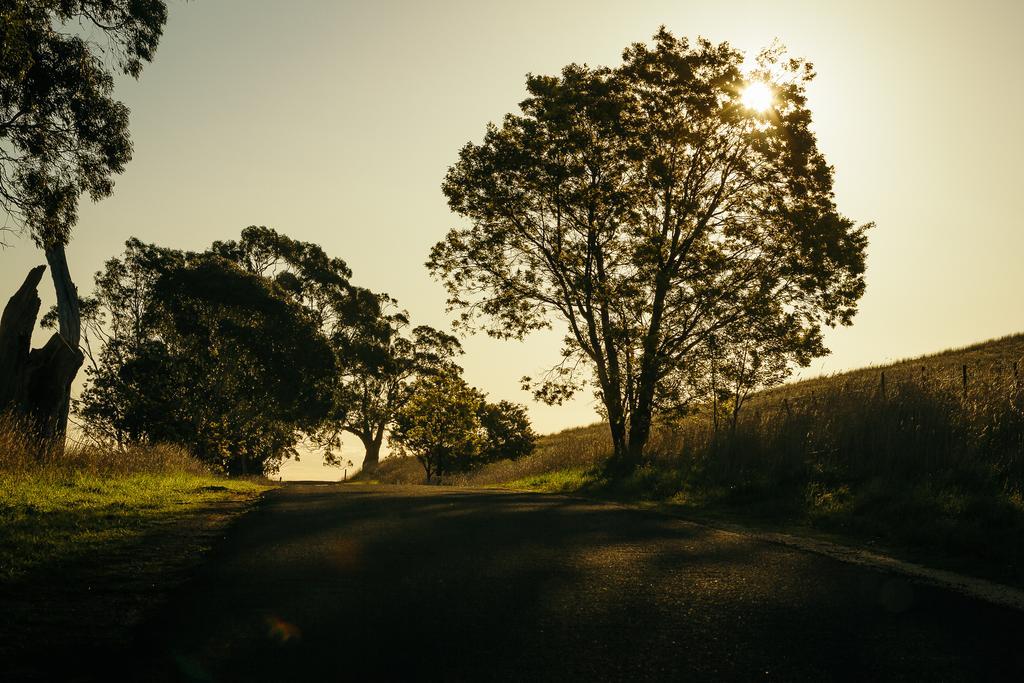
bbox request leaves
[73,236,338,476]
[429,29,870,464]
[0,1,167,246]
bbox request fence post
[880,371,886,399]
[962,364,968,395]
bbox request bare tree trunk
[39,245,83,445]
[45,245,80,350]
[0,257,84,451]
[0,266,46,413]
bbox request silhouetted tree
[429,29,869,473]
[390,373,485,482]
[67,239,336,475]
[332,304,462,471]
[0,1,168,444]
[211,226,370,339]
[212,226,462,471]
[477,399,536,462]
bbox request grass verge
[0,418,274,680]
[0,468,268,582]
[490,463,1024,588]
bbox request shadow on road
[120,484,1024,682]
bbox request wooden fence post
[880,371,886,400]
[961,364,968,395]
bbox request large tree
[67,238,337,475]
[429,30,869,473]
[332,301,461,471]
[211,226,461,471]
[0,1,168,442]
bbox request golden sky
[2,0,1021,479]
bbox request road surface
[123,484,1023,681]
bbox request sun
[741,81,774,112]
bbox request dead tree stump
[0,265,84,447]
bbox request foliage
[56,237,338,475]
[330,300,461,469]
[211,225,370,338]
[390,373,485,482]
[0,0,167,246]
[477,399,537,462]
[213,226,462,470]
[386,373,538,481]
[429,29,869,471]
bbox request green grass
[493,468,597,494]
[0,416,273,583]
[0,469,268,582]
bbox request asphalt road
[123,484,1024,682]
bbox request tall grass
[423,334,1024,579]
[683,334,1024,493]
[0,413,209,479]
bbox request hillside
[365,332,1024,584]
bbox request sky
[2,0,1022,480]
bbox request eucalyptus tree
[332,304,462,471]
[0,1,168,441]
[67,238,337,475]
[429,29,870,473]
[213,226,461,471]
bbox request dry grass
[387,333,1024,581]
[359,424,613,486]
[0,413,209,479]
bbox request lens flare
[741,81,774,112]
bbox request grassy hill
[368,333,1024,582]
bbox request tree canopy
[64,237,337,475]
[212,226,463,471]
[0,0,167,246]
[390,373,537,482]
[429,29,869,471]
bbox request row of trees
[0,6,869,480]
[0,1,538,477]
[49,228,534,476]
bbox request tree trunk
[360,430,384,472]
[0,263,84,449]
[26,333,84,443]
[605,413,629,470]
[418,455,432,483]
[45,245,81,350]
[0,266,46,414]
[40,245,84,445]
[625,402,653,468]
